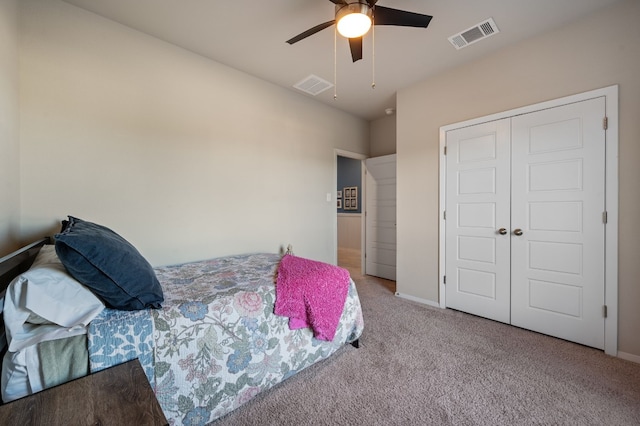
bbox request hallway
[338,247,396,294]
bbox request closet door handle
[498,228,508,235]
[513,228,523,236]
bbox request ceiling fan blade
[348,37,363,62]
[286,20,336,44]
[373,6,433,28]
[366,0,379,6]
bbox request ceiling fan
[286,0,433,62]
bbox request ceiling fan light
[336,3,372,38]
[337,13,371,38]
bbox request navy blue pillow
[54,216,163,311]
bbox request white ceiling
[60,0,620,121]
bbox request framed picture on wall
[337,190,342,199]
[343,186,358,210]
[337,199,342,209]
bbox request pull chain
[371,12,375,89]
[334,26,338,100]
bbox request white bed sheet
[1,343,45,402]
[1,245,103,402]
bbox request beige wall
[337,213,362,250]
[18,0,369,266]
[397,0,640,358]
[0,0,20,255]
[370,114,396,156]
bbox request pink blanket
[274,254,350,341]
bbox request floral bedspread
[87,253,364,425]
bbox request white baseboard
[618,351,640,364]
[395,292,440,308]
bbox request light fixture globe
[336,2,372,38]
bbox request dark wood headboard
[0,237,51,293]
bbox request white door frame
[334,149,367,270]
[438,85,619,356]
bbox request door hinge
[443,210,446,220]
[603,305,608,318]
[444,146,447,155]
[603,116,608,130]
[603,211,608,224]
[443,275,446,284]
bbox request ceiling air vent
[293,74,333,96]
[448,18,499,50]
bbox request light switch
[326,193,331,202]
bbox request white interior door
[510,98,606,349]
[445,119,511,323]
[365,154,396,280]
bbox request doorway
[335,151,366,272]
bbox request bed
[0,217,364,425]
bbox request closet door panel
[510,97,606,349]
[445,119,511,323]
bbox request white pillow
[3,245,105,352]
[31,244,61,267]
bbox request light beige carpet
[214,266,640,425]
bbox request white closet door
[445,119,511,323]
[510,97,606,349]
[365,154,397,281]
